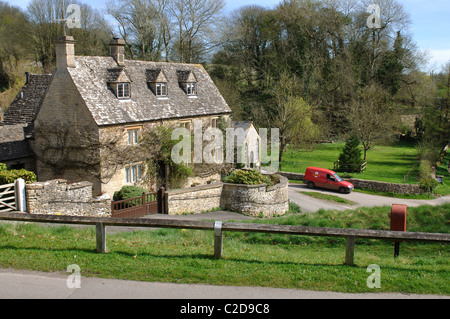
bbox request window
[117,83,130,99]
[180,121,191,131]
[211,117,219,129]
[125,164,143,183]
[127,129,139,146]
[186,82,197,96]
[156,82,168,97]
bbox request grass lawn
[0,204,448,295]
[435,151,450,196]
[299,191,357,205]
[281,141,421,184]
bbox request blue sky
[6,0,450,72]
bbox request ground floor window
[125,163,143,183]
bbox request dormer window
[186,82,197,96]
[147,69,169,98]
[177,70,198,97]
[156,82,168,97]
[118,82,130,99]
[107,68,132,99]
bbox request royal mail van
[304,167,354,194]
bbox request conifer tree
[338,135,364,173]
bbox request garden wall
[167,183,223,215]
[279,172,424,195]
[26,179,111,217]
[166,175,290,217]
[220,175,290,217]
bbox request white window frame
[117,82,130,99]
[125,163,143,184]
[186,82,197,96]
[127,129,139,146]
[156,82,168,97]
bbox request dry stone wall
[220,175,290,217]
[167,183,223,215]
[279,172,424,195]
[26,179,111,217]
[166,175,290,217]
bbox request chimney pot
[25,72,31,85]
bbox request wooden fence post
[345,236,355,266]
[214,221,223,259]
[96,223,107,254]
[158,187,166,214]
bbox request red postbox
[391,204,407,232]
[391,204,407,257]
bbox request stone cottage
[8,36,232,197]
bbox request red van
[304,167,354,194]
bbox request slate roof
[67,56,231,126]
[232,121,253,132]
[0,124,34,161]
[1,74,52,125]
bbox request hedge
[0,164,37,185]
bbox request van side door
[326,174,339,191]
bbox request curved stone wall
[220,175,289,217]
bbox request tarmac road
[0,269,447,299]
[288,183,450,213]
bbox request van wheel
[307,182,315,189]
[339,187,346,194]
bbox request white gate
[0,179,26,212]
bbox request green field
[0,204,448,295]
[281,142,448,186]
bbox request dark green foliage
[338,135,364,173]
[139,125,193,190]
[224,169,279,187]
[0,163,37,185]
[419,178,439,194]
[113,185,148,201]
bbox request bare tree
[350,83,396,161]
[27,0,110,70]
[107,0,171,61]
[169,0,225,63]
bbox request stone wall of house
[278,172,424,195]
[34,61,102,195]
[220,175,289,217]
[167,183,223,215]
[26,179,111,217]
[99,115,230,198]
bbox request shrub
[224,169,279,187]
[419,159,432,180]
[113,185,148,201]
[419,178,439,194]
[0,166,37,185]
[338,135,364,173]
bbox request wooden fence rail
[0,212,449,266]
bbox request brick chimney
[55,36,76,69]
[110,37,126,67]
